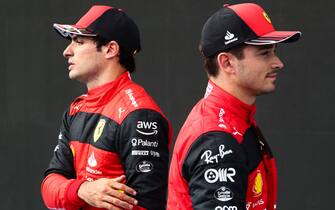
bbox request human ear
[104,41,120,59]
[217,52,235,74]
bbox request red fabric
[69,141,125,182]
[230,3,274,36]
[75,5,112,28]
[69,72,165,124]
[41,72,172,210]
[168,80,277,210]
[41,173,86,210]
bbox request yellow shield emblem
[93,119,106,142]
[252,170,263,197]
[263,11,271,24]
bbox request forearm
[41,173,86,210]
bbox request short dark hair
[93,36,140,73]
[202,44,246,77]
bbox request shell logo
[252,171,263,197]
[263,11,272,24]
[94,119,106,142]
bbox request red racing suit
[41,72,172,210]
[168,80,277,210]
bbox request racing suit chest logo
[93,119,106,142]
[136,121,158,135]
[88,151,97,167]
[252,170,263,197]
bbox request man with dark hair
[168,3,301,210]
[41,5,171,210]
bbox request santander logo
[88,152,97,167]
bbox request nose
[272,55,284,70]
[63,42,73,58]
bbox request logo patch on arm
[214,186,234,202]
[201,144,233,165]
[204,168,236,183]
[136,161,154,173]
[136,121,158,136]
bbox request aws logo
[136,121,158,135]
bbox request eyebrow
[72,35,94,43]
[72,36,79,41]
[258,44,275,50]
[254,44,277,52]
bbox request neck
[86,63,126,90]
[210,76,256,105]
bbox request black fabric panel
[241,127,263,173]
[67,112,120,152]
[118,109,170,210]
[44,109,76,178]
[253,126,274,158]
[201,7,258,56]
[182,131,248,210]
[68,112,100,142]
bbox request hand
[78,175,138,210]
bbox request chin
[260,88,276,95]
[69,71,79,80]
[256,85,277,96]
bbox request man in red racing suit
[41,5,171,210]
[168,3,301,210]
[168,81,276,210]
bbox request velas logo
[224,31,238,45]
[94,119,106,142]
[225,31,235,40]
[252,170,263,197]
[263,11,271,24]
